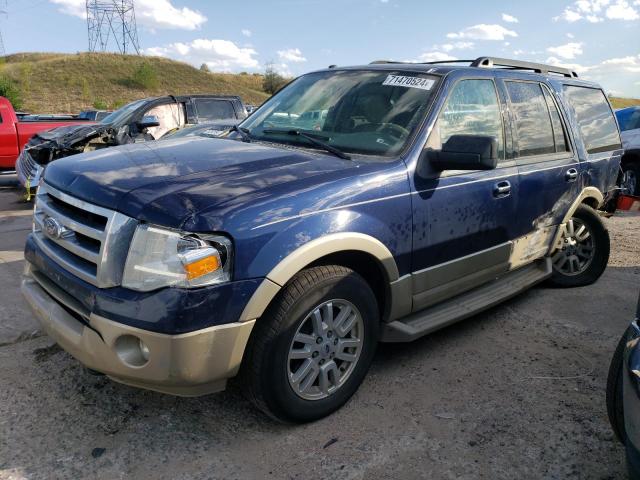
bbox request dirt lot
[0,175,638,480]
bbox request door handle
[493,180,511,197]
[565,168,578,182]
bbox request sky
[2,0,639,97]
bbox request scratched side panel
[410,166,520,270]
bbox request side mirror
[427,135,498,171]
[137,115,160,130]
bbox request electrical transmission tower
[0,0,7,57]
[86,1,140,55]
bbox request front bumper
[15,150,42,191]
[22,264,255,396]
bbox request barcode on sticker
[383,75,434,91]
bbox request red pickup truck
[0,97,94,170]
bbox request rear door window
[563,85,621,154]
[194,99,237,121]
[506,82,555,158]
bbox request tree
[262,62,287,95]
[0,77,23,110]
[200,63,210,73]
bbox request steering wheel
[374,123,410,139]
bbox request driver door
[411,77,520,311]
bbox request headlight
[121,224,233,292]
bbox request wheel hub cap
[287,299,364,401]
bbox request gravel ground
[0,177,638,480]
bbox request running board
[380,258,552,343]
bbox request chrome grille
[16,149,40,184]
[33,183,137,288]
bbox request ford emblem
[43,217,64,239]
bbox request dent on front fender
[240,205,411,282]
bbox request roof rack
[369,56,578,78]
[469,57,578,78]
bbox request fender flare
[239,232,399,322]
[562,186,604,222]
[549,187,604,251]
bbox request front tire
[548,204,610,287]
[607,329,628,444]
[240,265,379,423]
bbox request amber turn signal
[183,254,220,280]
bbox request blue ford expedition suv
[21,57,622,422]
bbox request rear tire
[240,265,379,423]
[607,329,628,444]
[548,204,610,287]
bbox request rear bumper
[21,266,255,396]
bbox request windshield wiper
[229,125,252,142]
[262,128,351,160]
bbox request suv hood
[28,123,109,165]
[44,136,359,228]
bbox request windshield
[100,99,147,126]
[241,70,438,157]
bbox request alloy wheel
[551,218,595,276]
[287,299,364,401]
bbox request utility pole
[86,0,140,55]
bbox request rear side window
[563,86,621,154]
[427,79,504,159]
[506,82,555,157]
[195,99,237,121]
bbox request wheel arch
[565,186,604,222]
[621,148,640,167]
[239,233,399,322]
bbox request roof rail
[369,57,578,78]
[470,57,578,78]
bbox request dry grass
[610,97,640,109]
[0,52,269,113]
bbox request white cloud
[432,42,474,52]
[547,42,584,59]
[606,0,640,19]
[144,39,259,71]
[277,48,307,63]
[241,29,252,37]
[545,57,593,74]
[50,0,207,30]
[447,24,518,41]
[567,33,575,38]
[554,0,639,22]
[501,13,519,23]
[416,51,456,62]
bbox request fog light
[139,339,150,361]
[114,335,150,367]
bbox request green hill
[0,52,270,113]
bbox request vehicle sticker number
[382,75,434,90]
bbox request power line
[86,0,140,55]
